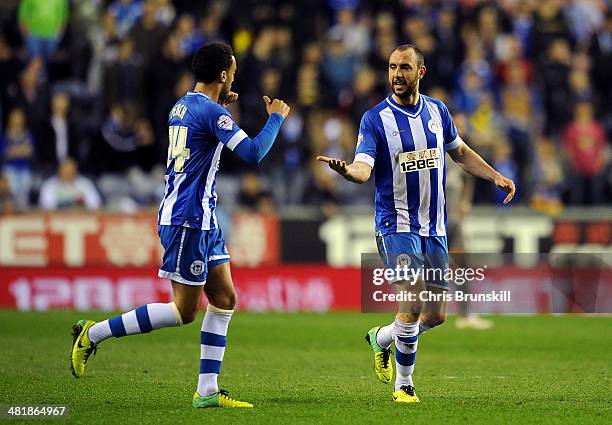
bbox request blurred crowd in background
[0,0,611,216]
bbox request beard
[390,77,418,99]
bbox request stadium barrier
[0,211,610,313]
[1,265,611,313]
[1,209,611,267]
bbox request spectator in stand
[273,26,296,80]
[1,108,34,209]
[87,10,121,95]
[507,0,535,57]
[50,92,74,164]
[566,0,605,45]
[0,174,17,213]
[198,8,223,44]
[295,42,329,109]
[108,0,143,39]
[531,137,564,215]
[454,46,493,115]
[18,0,68,63]
[175,14,205,57]
[530,0,573,61]
[39,157,101,210]
[103,37,143,110]
[237,172,275,214]
[589,11,612,118]
[330,7,370,59]
[130,0,169,122]
[239,26,276,110]
[433,6,462,92]
[496,35,533,85]
[562,101,609,205]
[368,13,396,72]
[0,37,25,124]
[321,30,357,102]
[130,0,168,68]
[11,59,50,165]
[97,102,155,172]
[476,6,501,62]
[469,93,507,173]
[348,66,379,123]
[154,0,175,27]
[539,38,573,136]
[500,61,536,199]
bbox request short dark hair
[395,44,425,68]
[192,42,234,84]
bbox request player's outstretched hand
[317,156,348,176]
[263,96,290,119]
[495,174,516,204]
[221,91,239,107]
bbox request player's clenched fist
[316,156,348,176]
[263,96,291,118]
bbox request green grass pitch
[0,311,610,424]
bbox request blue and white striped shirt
[354,94,464,236]
[158,91,248,230]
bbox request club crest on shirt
[217,115,233,131]
[190,260,205,276]
[427,118,442,134]
[357,132,364,147]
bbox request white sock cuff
[207,304,234,316]
[394,319,419,338]
[202,304,233,335]
[170,302,183,326]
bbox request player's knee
[208,289,236,310]
[422,312,447,328]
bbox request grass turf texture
[0,311,610,424]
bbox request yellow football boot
[392,385,420,403]
[365,326,393,383]
[193,390,253,408]
[70,319,97,378]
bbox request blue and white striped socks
[394,319,419,390]
[88,302,183,344]
[376,318,432,350]
[197,304,233,396]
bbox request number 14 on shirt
[167,125,190,172]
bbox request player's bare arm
[448,143,516,204]
[316,156,372,184]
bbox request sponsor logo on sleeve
[217,115,234,131]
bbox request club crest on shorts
[397,254,412,268]
[427,119,442,134]
[217,114,233,131]
[190,260,205,276]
